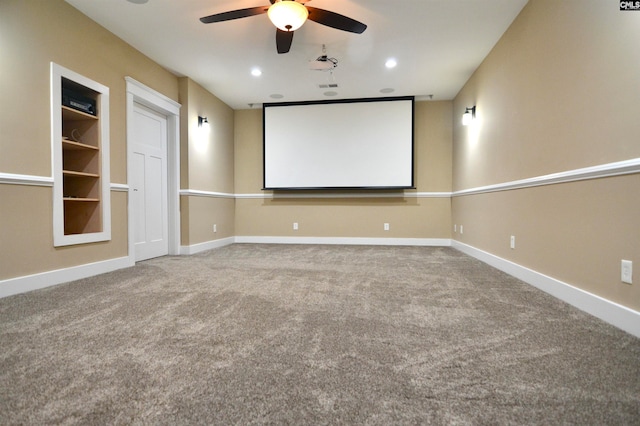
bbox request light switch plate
[621,260,632,284]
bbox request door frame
[125,77,181,262]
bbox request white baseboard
[234,236,452,246]
[180,237,235,255]
[452,241,640,338]
[0,256,133,299]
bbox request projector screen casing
[263,96,414,190]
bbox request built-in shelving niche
[51,63,111,247]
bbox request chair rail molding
[0,173,54,187]
[454,157,640,196]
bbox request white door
[131,102,168,261]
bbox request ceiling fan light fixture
[268,0,309,32]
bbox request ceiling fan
[200,0,367,54]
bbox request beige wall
[0,2,452,282]
[452,0,640,310]
[178,78,235,193]
[0,0,178,280]
[0,186,127,279]
[234,102,453,239]
[453,0,640,190]
[181,196,235,246]
[0,0,179,181]
[236,197,451,239]
[178,78,235,246]
[5,0,636,318]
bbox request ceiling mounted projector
[309,55,338,71]
[309,45,338,71]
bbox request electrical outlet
[510,235,515,249]
[213,224,217,233]
[460,225,463,234]
[454,224,457,232]
[293,222,298,231]
[621,260,633,284]
[384,223,390,231]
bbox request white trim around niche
[50,62,111,248]
[452,241,640,339]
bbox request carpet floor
[1,244,639,424]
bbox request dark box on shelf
[62,88,96,116]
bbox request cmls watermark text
[620,1,640,10]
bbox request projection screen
[263,96,414,190]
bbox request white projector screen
[263,97,414,190]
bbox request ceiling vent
[318,83,339,89]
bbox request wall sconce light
[195,116,210,153]
[462,106,476,126]
[198,116,209,129]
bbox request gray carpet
[1,244,639,425]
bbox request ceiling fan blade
[276,29,294,54]
[200,6,268,24]
[306,6,367,34]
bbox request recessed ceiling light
[270,94,284,99]
[380,88,395,94]
[324,91,338,96]
[251,68,262,77]
[126,0,149,4]
[385,58,397,69]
